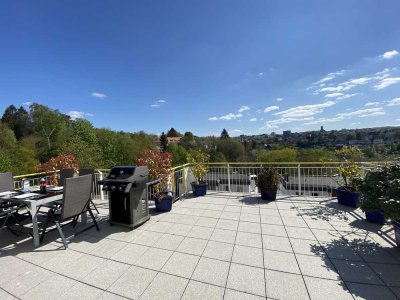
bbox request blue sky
[1,0,400,136]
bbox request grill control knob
[118,186,124,192]
[102,185,108,191]
[111,186,116,191]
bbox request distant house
[166,136,182,144]
[348,140,369,148]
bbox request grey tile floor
[1,193,400,299]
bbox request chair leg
[55,221,68,249]
[71,216,78,228]
[40,212,52,243]
[88,208,100,231]
[9,213,32,237]
[90,199,100,214]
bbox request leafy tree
[209,151,226,162]
[13,143,40,175]
[30,103,70,162]
[1,105,17,131]
[297,148,336,162]
[217,139,245,162]
[166,128,181,137]
[71,119,98,145]
[166,143,188,166]
[220,128,230,139]
[14,106,33,139]
[179,131,196,148]
[258,148,297,162]
[160,132,168,152]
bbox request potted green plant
[378,163,400,246]
[257,166,280,201]
[334,146,362,208]
[358,167,388,224]
[137,149,173,211]
[187,149,210,197]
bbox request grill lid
[108,166,136,179]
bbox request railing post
[227,163,231,192]
[183,167,187,195]
[99,171,104,201]
[297,164,301,196]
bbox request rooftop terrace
[1,192,400,300]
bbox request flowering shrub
[335,146,362,192]
[40,154,79,185]
[137,149,172,193]
[187,149,210,183]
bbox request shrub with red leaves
[41,154,79,185]
[137,149,172,192]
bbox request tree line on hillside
[0,104,157,175]
[0,103,388,176]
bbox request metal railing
[11,162,381,200]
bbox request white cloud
[264,117,314,129]
[220,113,242,120]
[249,118,257,122]
[274,101,335,118]
[264,106,280,113]
[387,97,400,106]
[150,99,167,108]
[229,129,242,136]
[313,70,346,84]
[68,111,94,120]
[91,92,107,99]
[258,72,264,76]
[365,102,380,107]
[345,77,372,85]
[359,111,386,117]
[380,50,399,60]
[374,77,400,90]
[337,93,360,100]
[374,68,391,79]
[337,107,385,118]
[256,109,262,114]
[209,112,243,121]
[304,116,344,125]
[325,93,344,98]
[351,122,361,125]
[319,86,344,93]
[276,98,284,102]
[22,101,32,106]
[314,70,392,94]
[238,105,250,113]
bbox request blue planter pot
[153,194,173,212]
[260,188,277,201]
[191,182,207,197]
[393,220,400,247]
[365,211,385,225]
[335,188,360,208]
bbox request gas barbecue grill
[98,166,150,228]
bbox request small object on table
[23,179,31,192]
[40,178,47,194]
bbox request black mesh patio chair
[40,174,100,249]
[0,172,14,193]
[40,168,74,210]
[58,169,75,187]
[0,172,31,236]
[78,168,99,214]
